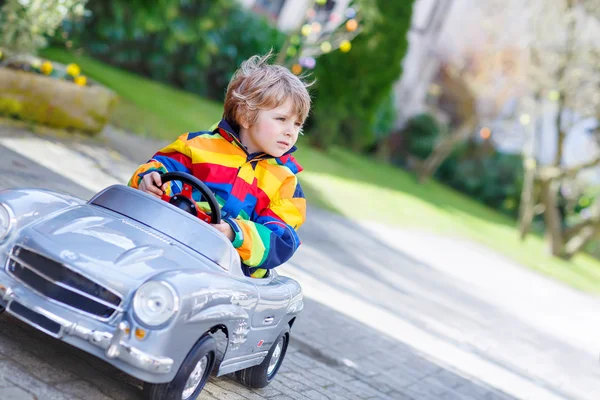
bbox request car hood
[20,205,223,296]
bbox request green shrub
[307,0,414,151]
[56,0,285,101]
[403,113,441,159]
[437,141,524,217]
[395,113,524,217]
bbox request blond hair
[223,51,312,130]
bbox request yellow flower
[301,24,312,36]
[291,64,302,75]
[74,75,87,86]
[40,61,53,75]
[339,40,352,53]
[320,41,332,53]
[66,63,81,77]
[0,49,3,60]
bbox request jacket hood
[215,119,304,175]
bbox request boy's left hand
[211,222,234,242]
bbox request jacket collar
[215,119,303,173]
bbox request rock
[0,67,118,134]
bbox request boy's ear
[238,107,250,130]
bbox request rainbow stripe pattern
[128,119,306,278]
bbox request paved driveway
[0,123,597,399]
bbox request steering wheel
[158,172,221,224]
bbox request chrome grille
[6,246,122,319]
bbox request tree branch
[537,154,600,181]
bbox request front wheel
[235,326,289,388]
[144,335,216,400]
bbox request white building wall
[277,0,311,31]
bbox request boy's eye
[276,117,286,121]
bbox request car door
[250,271,291,330]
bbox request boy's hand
[139,172,165,198]
[211,222,235,242]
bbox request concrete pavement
[0,121,597,399]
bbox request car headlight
[133,281,179,327]
[0,204,14,240]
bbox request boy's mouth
[277,141,289,147]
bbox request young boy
[128,53,311,278]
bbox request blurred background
[1,1,600,399]
[2,0,597,288]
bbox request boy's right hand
[139,172,165,198]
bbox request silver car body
[0,185,303,383]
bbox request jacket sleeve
[224,175,306,277]
[128,133,193,190]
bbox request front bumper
[0,283,174,379]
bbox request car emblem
[60,250,78,261]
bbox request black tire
[143,335,216,400]
[235,326,289,388]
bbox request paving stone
[0,335,76,384]
[266,380,313,399]
[203,381,250,400]
[54,380,115,400]
[302,389,332,400]
[288,367,336,388]
[308,367,354,384]
[286,351,322,369]
[0,360,73,400]
[213,378,269,400]
[405,378,472,400]
[279,372,317,392]
[0,386,37,400]
[250,383,284,398]
[344,379,384,398]
[0,376,11,387]
[197,391,221,400]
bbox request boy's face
[240,98,303,157]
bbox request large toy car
[0,172,303,399]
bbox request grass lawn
[43,48,600,294]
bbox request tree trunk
[417,117,476,183]
[518,160,538,240]
[539,179,565,257]
[564,224,600,259]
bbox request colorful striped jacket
[127,119,306,278]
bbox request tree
[413,1,528,182]
[517,0,600,258]
[275,0,366,72]
[306,0,414,151]
[0,0,87,58]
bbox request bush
[56,0,286,101]
[0,0,87,57]
[394,113,524,217]
[403,113,440,160]
[436,141,524,217]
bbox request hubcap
[182,355,208,399]
[267,337,284,376]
